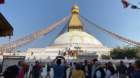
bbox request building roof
[0,13,13,37]
[54,31,103,47]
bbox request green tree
[101,55,110,59]
[110,46,140,59]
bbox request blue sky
[1,0,140,50]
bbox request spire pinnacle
[68,5,83,32]
[71,5,80,14]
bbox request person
[91,59,98,78]
[93,63,106,78]
[71,63,85,78]
[82,60,92,78]
[117,61,127,78]
[53,59,66,78]
[31,61,42,78]
[24,63,29,78]
[127,63,134,78]
[0,64,2,73]
[17,61,29,78]
[3,65,19,78]
[28,64,33,78]
[105,62,117,78]
[41,64,47,78]
[47,63,51,78]
[49,66,54,78]
[131,60,140,78]
[66,64,72,78]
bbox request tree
[110,46,140,59]
[101,55,110,59]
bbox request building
[24,5,111,61]
[0,5,111,62]
[0,13,13,37]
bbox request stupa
[25,5,111,61]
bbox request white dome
[54,31,103,46]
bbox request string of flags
[121,0,140,9]
[0,0,139,9]
[122,0,129,8]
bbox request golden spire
[68,5,83,32]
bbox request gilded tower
[68,5,83,31]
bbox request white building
[1,5,111,62]
[25,5,111,61]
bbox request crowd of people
[1,58,140,78]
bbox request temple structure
[24,5,111,61]
[0,5,111,62]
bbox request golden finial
[71,5,80,14]
[68,5,83,32]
